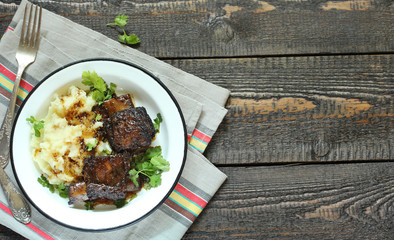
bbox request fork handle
[0,166,31,223]
[0,65,26,167]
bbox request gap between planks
[157,51,394,61]
[215,160,394,168]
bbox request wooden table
[1,0,393,239]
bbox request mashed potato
[31,86,108,185]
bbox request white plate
[10,58,187,231]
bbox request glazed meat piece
[105,107,156,152]
[68,155,129,204]
[93,94,134,119]
[68,182,88,204]
[85,183,127,201]
[68,154,141,204]
[68,180,141,205]
[68,179,141,205]
[83,154,130,187]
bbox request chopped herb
[107,14,140,45]
[151,154,170,172]
[108,83,117,98]
[102,149,112,155]
[37,175,69,199]
[26,116,44,137]
[56,183,69,199]
[148,173,162,188]
[114,199,127,208]
[81,71,117,104]
[128,169,139,186]
[84,201,94,210]
[86,139,98,151]
[95,113,102,121]
[153,113,162,132]
[129,146,170,190]
[129,194,138,201]
[37,175,54,193]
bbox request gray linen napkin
[0,0,230,239]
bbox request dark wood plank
[183,162,394,239]
[2,162,393,239]
[0,1,392,239]
[0,227,25,240]
[165,55,394,164]
[1,0,393,58]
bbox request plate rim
[10,57,187,232]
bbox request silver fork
[0,3,42,224]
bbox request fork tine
[20,4,42,48]
[35,6,42,47]
[19,4,29,46]
[29,5,38,47]
[25,4,33,46]
[33,6,42,47]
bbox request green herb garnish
[109,14,128,28]
[129,146,170,189]
[81,71,117,104]
[95,113,102,121]
[153,113,162,132]
[84,201,94,210]
[102,149,112,155]
[107,14,140,45]
[86,139,98,151]
[26,116,44,137]
[114,199,127,208]
[37,175,69,198]
[114,194,138,208]
[56,183,69,198]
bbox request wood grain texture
[183,163,394,239]
[165,55,394,164]
[0,227,25,240]
[0,0,393,58]
[0,0,393,239]
[2,163,393,240]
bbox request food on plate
[105,107,156,152]
[30,85,101,185]
[28,71,168,209]
[68,154,141,205]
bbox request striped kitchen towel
[0,0,229,239]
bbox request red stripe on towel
[0,63,34,92]
[0,201,55,240]
[174,184,207,209]
[191,129,212,144]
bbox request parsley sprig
[26,116,44,137]
[38,175,69,198]
[107,14,140,45]
[129,146,170,189]
[153,113,162,132]
[81,71,117,104]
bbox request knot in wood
[207,17,234,42]
[312,139,331,157]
